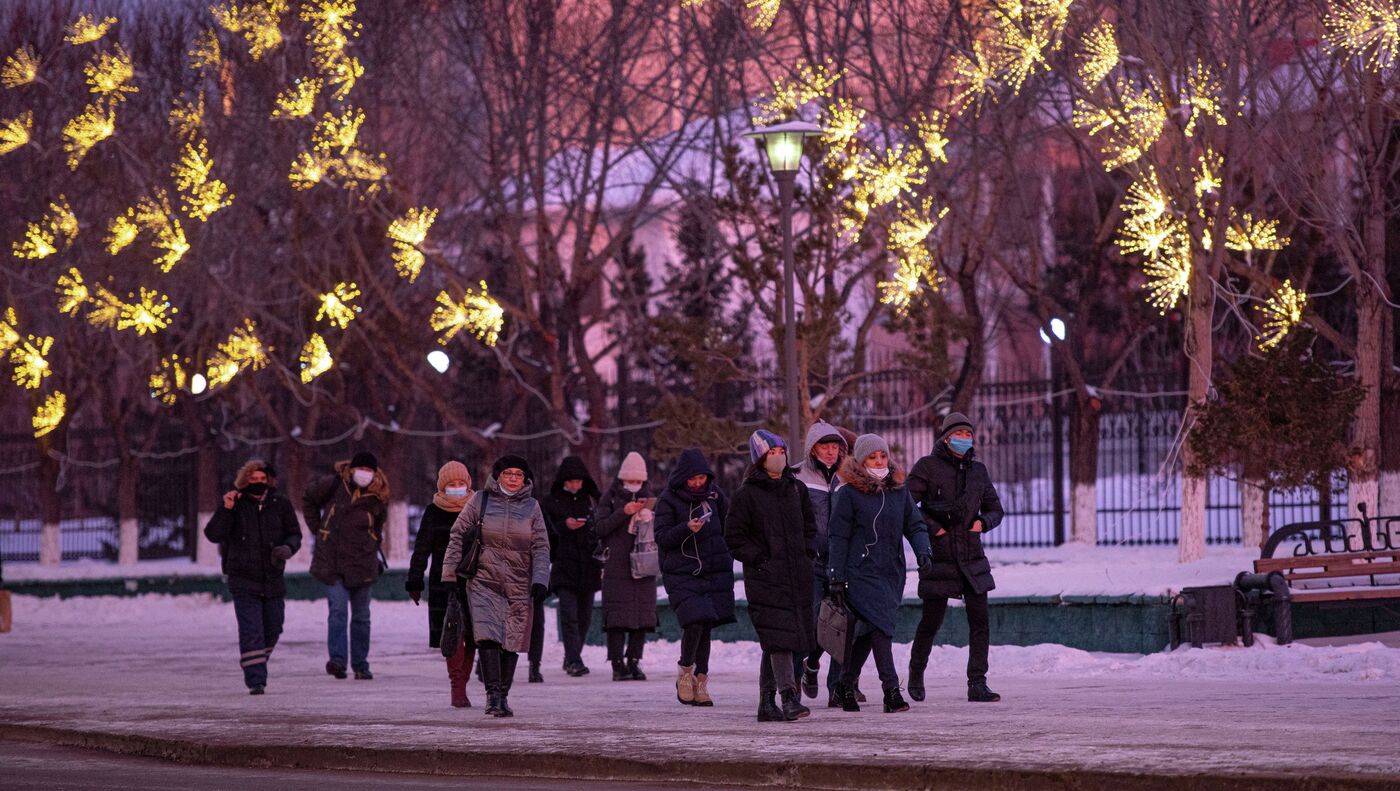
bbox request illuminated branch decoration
[169,95,205,141]
[84,45,139,102]
[13,197,79,260]
[85,286,177,335]
[32,390,66,438]
[1183,60,1227,137]
[56,268,89,315]
[205,319,270,389]
[302,0,363,100]
[387,207,437,282]
[211,1,286,62]
[299,333,333,383]
[1224,212,1289,252]
[173,138,234,221]
[911,111,950,164]
[105,208,139,255]
[1078,21,1118,86]
[0,112,34,157]
[188,28,221,72]
[1072,80,1167,171]
[316,282,361,328]
[61,102,116,170]
[65,14,117,46]
[2,46,39,88]
[1324,0,1400,71]
[149,356,190,405]
[134,192,191,272]
[1256,280,1307,350]
[431,285,503,347]
[746,0,781,31]
[10,333,54,389]
[272,77,320,119]
[751,62,844,125]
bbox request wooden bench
[1253,549,1400,603]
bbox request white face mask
[444,486,468,498]
[352,469,374,488]
[868,466,890,479]
[763,453,787,474]
[622,482,643,494]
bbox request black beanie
[349,451,378,470]
[939,412,974,440]
[492,454,533,483]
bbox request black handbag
[440,591,465,657]
[817,594,856,665]
[455,490,491,579]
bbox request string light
[0,308,20,355]
[65,14,117,46]
[13,197,78,260]
[272,78,320,119]
[10,334,54,389]
[189,28,221,72]
[1183,60,1226,137]
[104,209,139,255]
[1194,149,1223,196]
[1256,279,1307,350]
[173,138,233,221]
[135,192,190,272]
[56,268,89,316]
[1324,0,1400,71]
[1121,169,1170,223]
[85,286,125,329]
[858,145,927,209]
[149,356,189,405]
[820,99,864,156]
[316,282,361,328]
[1072,80,1166,170]
[879,244,942,314]
[32,391,66,438]
[951,40,998,111]
[211,1,286,61]
[751,61,843,125]
[61,103,116,170]
[169,95,204,140]
[332,147,387,193]
[289,151,329,189]
[205,319,270,389]
[911,111,949,164]
[303,0,363,99]
[747,0,781,31]
[312,108,364,154]
[1225,212,1289,252]
[1078,21,1118,86]
[117,287,177,335]
[299,333,333,383]
[888,198,945,250]
[387,207,437,282]
[430,284,503,347]
[84,45,138,102]
[0,111,32,156]
[1,46,39,88]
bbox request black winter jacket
[204,490,302,597]
[541,456,602,593]
[655,449,736,629]
[406,503,459,648]
[907,444,1004,598]
[724,467,817,653]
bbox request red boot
[447,640,471,708]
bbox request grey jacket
[792,421,845,582]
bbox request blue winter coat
[827,461,931,638]
[654,448,736,628]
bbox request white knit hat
[617,451,647,481]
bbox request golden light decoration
[61,103,116,170]
[84,45,138,102]
[911,111,950,164]
[1116,213,1185,262]
[430,284,504,347]
[1183,60,1227,137]
[10,334,54,389]
[173,138,234,221]
[65,14,117,46]
[1078,21,1118,87]
[951,40,998,112]
[117,287,177,335]
[104,209,139,255]
[747,0,781,31]
[993,12,1056,93]
[0,308,19,354]
[387,207,437,282]
[32,391,66,438]
[299,333,333,383]
[2,46,39,88]
[751,61,843,126]
[315,282,361,328]
[135,192,190,272]
[317,50,363,101]
[13,197,78,260]
[858,145,927,209]
[1121,169,1170,224]
[819,99,864,156]
[272,78,320,119]
[303,0,363,99]
[1071,80,1167,170]
[332,147,387,193]
[878,244,942,315]
[170,95,204,140]
[211,1,286,61]
[189,27,221,72]
[312,108,364,154]
[0,111,33,156]
[56,268,89,315]
[1194,149,1224,196]
[888,198,946,251]
[205,319,270,388]
[149,356,189,406]
[1225,212,1289,253]
[288,151,329,189]
[85,286,124,329]
[1256,280,1308,350]
[1324,0,1400,71]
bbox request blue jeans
[326,581,373,672]
[233,592,284,689]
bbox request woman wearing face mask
[406,460,475,707]
[654,448,734,707]
[591,451,659,681]
[906,412,1005,704]
[304,450,389,681]
[540,456,602,678]
[441,455,550,717]
[826,434,931,713]
[724,430,818,723]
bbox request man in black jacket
[540,456,602,678]
[204,459,302,694]
[906,412,1005,703]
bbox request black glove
[455,577,468,600]
[828,581,848,610]
[916,554,933,575]
[270,545,293,561]
[532,583,549,604]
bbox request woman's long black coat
[407,503,458,648]
[654,449,735,629]
[723,468,817,653]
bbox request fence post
[1051,364,1066,546]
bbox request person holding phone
[592,451,658,681]
[541,455,602,678]
[654,448,734,707]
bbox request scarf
[433,488,470,513]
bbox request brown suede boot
[447,641,471,708]
[676,664,696,705]
[692,673,713,707]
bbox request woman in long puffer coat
[406,460,474,707]
[592,451,659,681]
[654,448,734,707]
[442,455,550,718]
[724,430,817,723]
[540,455,602,678]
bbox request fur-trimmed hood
[838,454,906,494]
[234,459,276,490]
[334,459,391,501]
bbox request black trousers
[555,587,595,666]
[679,622,713,675]
[528,597,545,664]
[841,626,899,693]
[911,591,991,684]
[606,627,646,661]
[758,648,796,694]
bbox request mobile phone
[696,510,713,524]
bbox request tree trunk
[1068,393,1100,545]
[37,430,63,566]
[195,439,220,566]
[1179,261,1215,563]
[1348,271,1382,531]
[382,435,409,563]
[1381,384,1400,547]
[117,452,140,567]
[1239,477,1266,550]
[949,270,986,414]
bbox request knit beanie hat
[492,454,533,483]
[939,412,974,440]
[436,460,471,492]
[617,451,648,481]
[349,450,378,470]
[748,429,787,463]
[852,433,890,464]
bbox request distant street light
[426,349,450,374]
[1039,316,1066,345]
[190,373,208,395]
[744,120,824,447]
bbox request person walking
[791,421,849,704]
[540,455,602,678]
[724,430,817,723]
[406,460,475,707]
[826,434,931,713]
[654,448,734,707]
[906,412,1005,703]
[203,459,301,695]
[304,451,388,681]
[442,455,550,717]
[592,451,659,681]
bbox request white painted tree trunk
[1071,483,1096,544]
[118,517,139,566]
[1178,256,1214,564]
[1239,478,1265,550]
[195,509,219,566]
[385,499,409,562]
[1179,476,1207,562]
[39,521,60,565]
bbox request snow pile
[981,544,1260,597]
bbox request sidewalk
[1,595,1397,789]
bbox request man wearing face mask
[304,450,390,681]
[791,421,851,705]
[204,459,302,695]
[540,456,602,679]
[906,412,1005,704]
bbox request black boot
[529,661,543,683]
[883,687,910,713]
[835,682,860,712]
[498,651,518,716]
[907,661,926,702]
[612,660,629,681]
[478,646,502,716]
[968,681,1001,703]
[756,692,784,722]
[780,689,811,721]
[801,660,819,699]
[627,659,646,681]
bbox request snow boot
[780,689,811,721]
[756,692,784,722]
[529,661,543,683]
[611,660,629,681]
[855,685,866,703]
[835,682,860,712]
[249,685,265,695]
[968,681,1001,703]
[325,660,347,680]
[692,673,713,707]
[907,661,926,702]
[479,646,503,715]
[574,662,590,676]
[627,659,646,681]
[801,660,820,699]
[883,688,910,713]
[676,664,697,705]
[353,669,373,680]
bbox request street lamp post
[1040,318,1067,545]
[745,120,824,447]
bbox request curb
[0,723,1391,790]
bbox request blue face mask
[948,436,974,456]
